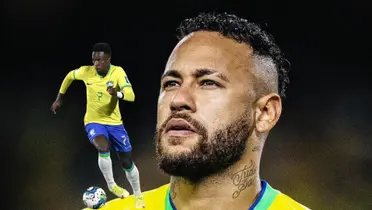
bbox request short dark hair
[177,12,290,98]
[92,42,111,55]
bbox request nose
[170,86,196,113]
[93,60,100,67]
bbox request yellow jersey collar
[96,64,112,78]
[165,180,279,210]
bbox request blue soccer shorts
[85,123,132,153]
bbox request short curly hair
[93,42,111,56]
[177,12,290,98]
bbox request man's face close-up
[155,31,258,182]
[92,51,109,73]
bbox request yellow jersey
[59,64,135,125]
[84,181,310,210]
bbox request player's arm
[51,67,85,114]
[116,68,135,102]
[59,67,86,95]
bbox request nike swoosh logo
[87,83,92,85]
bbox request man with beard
[94,12,309,210]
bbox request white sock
[124,163,142,196]
[98,152,116,189]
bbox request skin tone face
[155,31,282,209]
[92,51,110,75]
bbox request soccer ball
[83,186,107,209]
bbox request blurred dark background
[4,0,372,209]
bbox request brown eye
[162,81,180,89]
[200,80,220,87]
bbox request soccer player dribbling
[50,43,145,208]
[101,12,311,210]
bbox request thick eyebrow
[162,68,229,83]
[193,68,229,82]
[161,70,182,80]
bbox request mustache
[159,113,206,135]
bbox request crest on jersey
[106,81,114,87]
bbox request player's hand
[51,99,62,114]
[107,86,117,96]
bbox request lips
[165,118,197,134]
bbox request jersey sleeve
[117,67,132,89]
[59,66,88,94]
[72,66,88,80]
[116,67,135,102]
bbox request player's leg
[85,123,129,198]
[108,124,145,208]
[117,151,142,196]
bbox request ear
[254,93,282,133]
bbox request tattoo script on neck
[170,179,182,200]
[252,146,260,152]
[231,160,257,199]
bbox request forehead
[165,32,253,78]
[92,52,106,59]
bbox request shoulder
[110,65,127,75]
[140,183,170,207]
[75,65,95,73]
[143,183,170,197]
[270,191,311,210]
